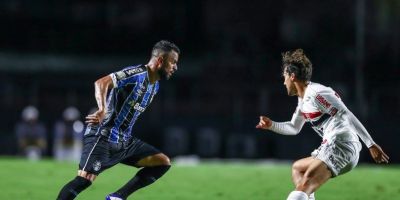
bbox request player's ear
[289,73,296,81]
[155,56,164,67]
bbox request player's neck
[295,81,308,98]
[145,63,160,84]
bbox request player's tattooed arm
[85,75,114,125]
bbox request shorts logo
[93,160,102,171]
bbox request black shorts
[78,133,161,175]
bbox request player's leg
[107,139,170,200]
[130,153,171,191]
[57,171,97,200]
[107,153,170,199]
[57,129,106,200]
[291,157,317,199]
[292,157,314,186]
[309,193,316,200]
[286,159,332,200]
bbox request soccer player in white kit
[256,49,389,200]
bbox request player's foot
[105,193,125,200]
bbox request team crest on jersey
[93,160,102,171]
[135,85,146,96]
[116,71,126,79]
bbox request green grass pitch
[0,158,399,199]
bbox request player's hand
[369,144,389,164]
[256,116,273,130]
[85,109,105,125]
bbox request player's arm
[346,111,389,163]
[256,106,305,135]
[85,75,114,125]
[314,91,389,163]
[314,91,376,147]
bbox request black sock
[57,176,92,200]
[114,165,171,198]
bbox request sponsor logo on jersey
[134,103,146,112]
[115,67,145,80]
[93,160,102,171]
[316,94,331,109]
[329,107,338,116]
[334,92,341,99]
[128,101,146,112]
[124,67,145,76]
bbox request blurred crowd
[16,105,84,161]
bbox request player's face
[158,50,179,80]
[283,71,297,96]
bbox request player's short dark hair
[152,40,180,57]
[281,49,312,81]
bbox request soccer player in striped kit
[256,49,389,200]
[57,40,180,200]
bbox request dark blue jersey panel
[100,64,159,143]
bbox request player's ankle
[309,192,315,200]
[287,191,308,200]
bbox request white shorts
[311,140,361,177]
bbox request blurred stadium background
[1,0,398,162]
[0,0,399,199]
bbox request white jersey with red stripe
[269,82,375,148]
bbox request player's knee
[137,153,171,167]
[292,160,304,171]
[158,154,171,166]
[78,170,97,182]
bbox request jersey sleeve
[109,66,146,88]
[313,91,375,147]
[345,110,375,147]
[269,105,306,135]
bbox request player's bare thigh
[78,170,97,182]
[292,156,314,185]
[293,156,314,172]
[296,159,332,194]
[136,153,171,167]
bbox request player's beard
[158,65,170,80]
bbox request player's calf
[57,176,92,200]
[109,165,171,199]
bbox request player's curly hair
[281,49,312,81]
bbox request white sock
[309,193,315,200]
[286,191,309,200]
